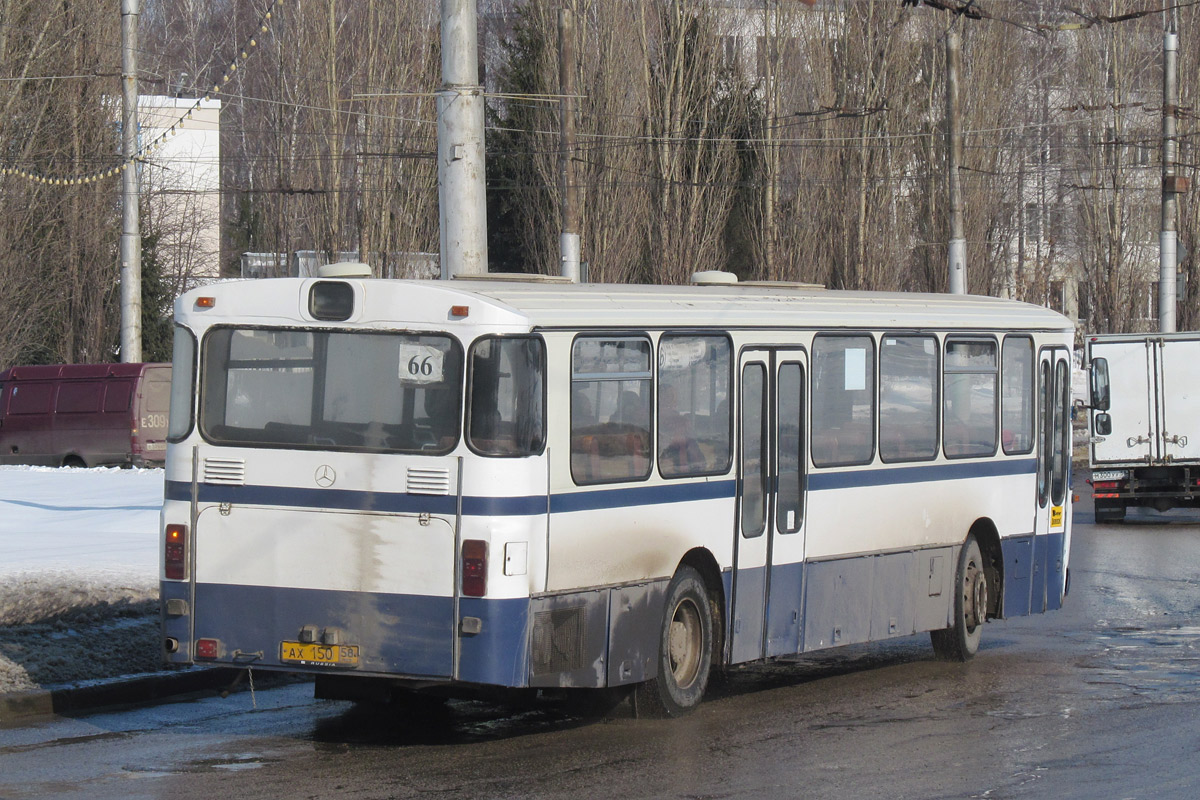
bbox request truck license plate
[279,641,359,667]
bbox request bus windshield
[199,327,463,454]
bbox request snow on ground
[0,466,164,695]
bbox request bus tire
[930,535,986,662]
[62,455,86,468]
[633,565,713,718]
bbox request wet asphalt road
[2,494,1199,799]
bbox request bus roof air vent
[690,270,738,286]
[318,261,372,279]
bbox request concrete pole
[119,0,142,361]
[1159,25,1179,333]
[559,7,580,282]
[438,0,488,278]
[946,22,966,295]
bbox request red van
[0,362,171,467]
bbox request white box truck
[1085,333,1200,522]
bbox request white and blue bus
[160,266,1074,716]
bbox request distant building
[240,250,439,280]
[138,96,221,289]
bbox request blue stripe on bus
[163,480,459,515]
[807,457,1036,491]
[549,480,736,513]
[163,458,1037,518]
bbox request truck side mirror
[1090,357,1111,411]
[1095,412,1112,436]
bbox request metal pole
[119,0,142,361]
[438,0,488,279]
[1159,23,1179,333]
[559,7,580,282]
[946,22,966,295]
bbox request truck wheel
[633,566,713,718]
[931,535,986,662]
[62,455,87,468]
[1094,499,1125,524]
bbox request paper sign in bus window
[398,344,445,384]
[844,347,866,391]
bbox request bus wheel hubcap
[966,565,987,629]
[668,599,702,689]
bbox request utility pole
[1159,12,1181,333]
[559,7,580,282]
[945,20,966,295]
[438,0,488,278]
[119,0,142,361]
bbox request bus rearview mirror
[1090,357,1111,411]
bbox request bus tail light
[462,539,487,597]
[165,524,187,580]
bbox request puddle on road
[1079,624,1200,701]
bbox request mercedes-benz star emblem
[314,465,336,488]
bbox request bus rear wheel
[930,535,986,662]
[633,565,713,718]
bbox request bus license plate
[279,641,360,667]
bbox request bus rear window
[467,336,545,457]
[200,327,463,454]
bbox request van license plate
[279,641,359,667]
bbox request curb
[0,667,241,724]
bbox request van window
[9,383,52,414]
[105,382,133,413]
[58,382,102,414]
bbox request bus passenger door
[1034,348,1070,613]
[731,349,808,664]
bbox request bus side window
[811,334,876,468]
[570,336,653,485]
[879,335,938,462]
[1001,336,1034,455]
[466,336,545,457]
[657,334,731,478]
[944,338,998,458]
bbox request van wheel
[633,566,713,718]
[931,535,986,662]
[62,455,87,468]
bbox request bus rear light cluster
[164,524,187,580]
[462,539,488,597]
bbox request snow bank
[0,467,164,694]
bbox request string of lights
[0,0,289,187]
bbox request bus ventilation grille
[531,607,586,676]
[406,467,450,495]
[203,457,246,485]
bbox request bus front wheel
[633,565,713,718]
[930,535,986,662]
